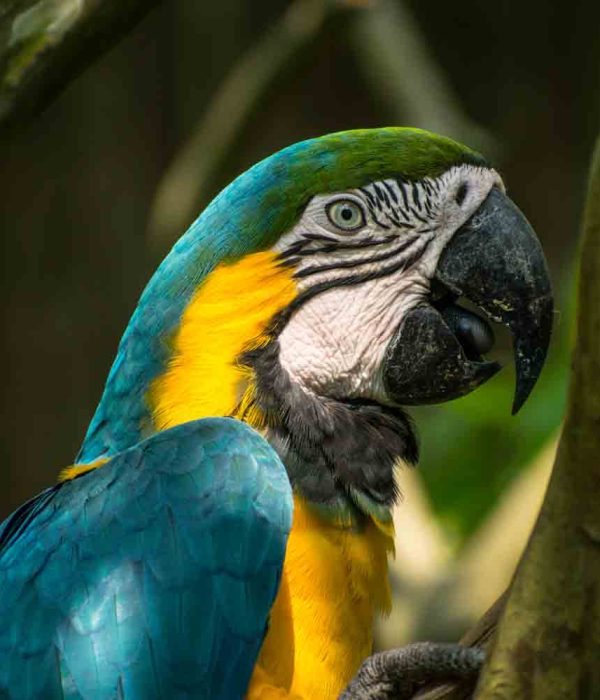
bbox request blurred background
[1,0,596,647]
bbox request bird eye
[326,199,366,232]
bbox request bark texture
[414,137,600,700]
[0,0,160,129]
[472,137,600,697]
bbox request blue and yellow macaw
[0,128,552,699]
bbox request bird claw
[339,642,485,700]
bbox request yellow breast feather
[148,251,393,699]
[248,496,394,699]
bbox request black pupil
[341,207,353,221]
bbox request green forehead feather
[279,127,486,191]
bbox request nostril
[455,182,468,206]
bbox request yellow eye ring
[326,199,366,232]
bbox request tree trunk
[472,136,600,697]
[414,134,600,700]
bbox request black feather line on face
[279,239,432,316]
[238,338,419,521]
[293,235,420,279]
[278,233,397,262]
[383,180,399,204]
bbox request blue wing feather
[0,418,292,699]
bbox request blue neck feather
[76,146,299,462]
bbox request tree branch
[471,134,600,698]
[412,138,600,700]
[0,0,161,130]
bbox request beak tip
[511,351,551,415]
[512,383,535,414]
[511,396,525,416]
[511,300,553,415]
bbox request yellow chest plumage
[248,498,393,699]
[147,252,394,699]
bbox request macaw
[0,128,552,699]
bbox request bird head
[80,128,552,522]
[270,153,550,416]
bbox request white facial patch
[274,164,503,403]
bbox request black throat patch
[238,339,419,524]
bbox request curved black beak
[383,187,553,413]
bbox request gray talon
[339,642,485,699]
